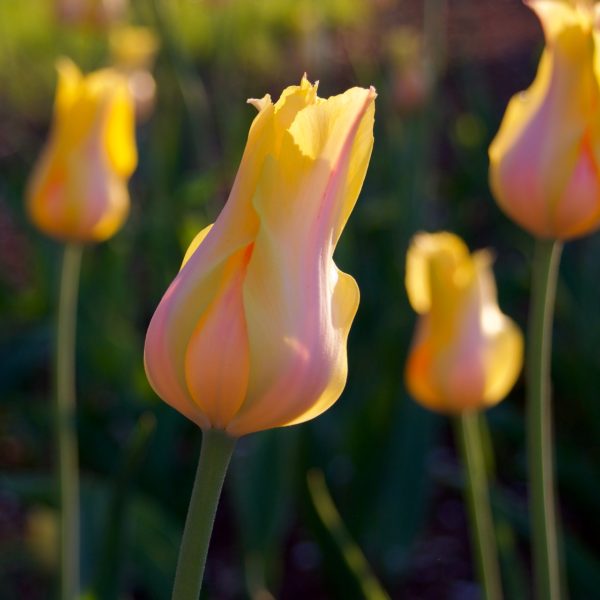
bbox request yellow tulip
[27,59,137,243]
[489,0,600,240]
[144,77,376,437]
[405,232,523,413]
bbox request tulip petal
[184,245,252,428]
[405,232,470,314]
[55,59,82,119]
[226,87,375,436]
[553,134,600,237]
[104,77,137,177]
[482,317,524,405]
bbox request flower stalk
[527,238,563,600]
[455,411,502,600]
[55,242,83,600]
[171,429,236,600]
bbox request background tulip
[27,59,137,243]
[405,232,523,414]
[489,0,600,240]
[145,77,376,437]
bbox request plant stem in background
[55,243,83,600]
[307,469,390,600]
[171,429,236,600]
[92,413,156,599]
[455,412,502,600]
[527,239,563,600]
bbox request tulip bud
[489,0,600,240]
[144,77,376,437]
[27,59,137,243]
[405,232,523,414]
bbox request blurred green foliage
[1,0,600,598]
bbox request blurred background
[1,0,600,598]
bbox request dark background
[1,0,599,598]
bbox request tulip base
[527,238,563,600]
[55,243,83,600]
[455,412,502,600]
[171,428,236,600]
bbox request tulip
[144,77,376,437]
[109,26,160,122]
[489,0,600,240]
[27,59,137,243]
[405,232,523,414]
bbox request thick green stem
[527,238,563,600]
[55,243,83,600]
[455,412,503,600]
[172,429,236,600]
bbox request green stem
[55,243,83,600]
[172,429,236,600]
[527,238,563,600]
[455,412,503,600]
[307,469,390,600]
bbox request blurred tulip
[405,232,523,413]
[109,26,160,71]
[145,77,376,437]
[109,26,160,121]
[26,506,59,572]
[489,0,600,240]
[55,0,127,28]
[27,59,137,242]
[386,28,431,114]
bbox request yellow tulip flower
[489,0,600,240]
[144,77,376,437]
[27,59,137,242]
[405,232,523,413]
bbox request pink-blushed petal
[184,245,252,428]
[226,87,375,435]
[553,134,600,237]
[143,100,280,422]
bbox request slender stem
[455,412,503,600]
[55,243,83,600]
[307,469,390,600]
[172,428,236,600]
[527,238,563,600]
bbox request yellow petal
[225,86,375,435]
[405,231,470,314]
[181,224,214,268]
[54,58,82,120]
[104,77,137,177]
